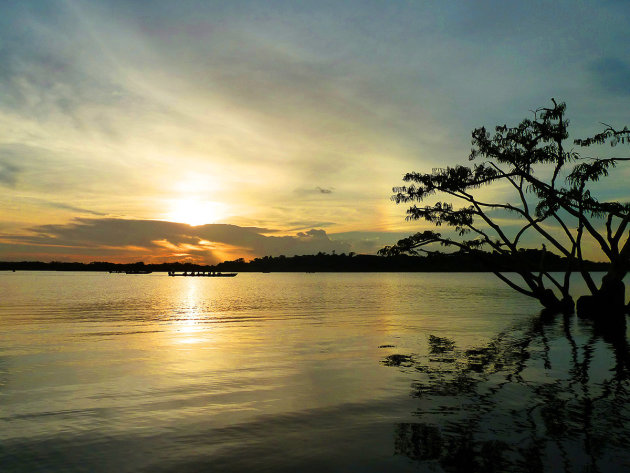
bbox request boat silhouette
[167,271,237,277]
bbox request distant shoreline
[0,250,610,273]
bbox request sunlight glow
[166,199,227,226]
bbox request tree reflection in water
[384,314,630,472]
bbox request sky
[1,0,629,264]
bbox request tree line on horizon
[0,249,609,273]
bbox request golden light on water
[173,279,207,345]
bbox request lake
[1,272,629,472]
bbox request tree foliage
[381,100,630,314]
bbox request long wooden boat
[167,271,237,277]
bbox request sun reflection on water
[173,279,208,345]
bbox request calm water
[1,272,629,472]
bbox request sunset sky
[1,0,629,264]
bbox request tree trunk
[538,288,574,314]
[577,276,627,318]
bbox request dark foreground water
[1,272,629,472]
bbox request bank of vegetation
[0,249,608,274]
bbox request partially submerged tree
[380,101,630,316]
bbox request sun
[166,199,227,226]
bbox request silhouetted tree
[380,100,630,316]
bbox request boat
[125,270,152,274]
[167,271,237,277]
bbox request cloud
[588,57,630,96]
[296,229,326,238]
[0,218,351,263]
[43,202,106,216]
[286,220,337,231]
[1,0,630,252]
[0,159,20,187]
[295,186,334,195]
[0,144,134,195]
[329,230,418,254]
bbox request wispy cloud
[315,186,333,194]
[294,186,334,195]
[588,57,630,96]
[42,202,106,216]
[0,160,20,187]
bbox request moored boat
[168,271,237,277]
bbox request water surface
[1,272,628,472]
